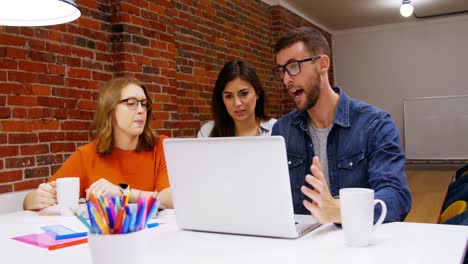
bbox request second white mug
[339,188,387,247]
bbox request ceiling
[275,0,468,32]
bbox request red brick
[24,167,50,179]
[32,120,60,131]
[14,179,45,191]
[0,33,26,46]
[1,120,33,132]
[0,107,10,118]
[38,132,65,142]
[78,17,101,30]
[20,144,49,155]
[61,121,90,131]
[8,71,39,83]
[0,146,19,157]
[70,47,94,59]
[65,132,89,141]
[5,157,35,168]
[8,96,38,107]
[12,108,28,118]
[78,100,97,110]
[38,74,65,85]
[50,143,76,153]
[31,84,51,96]
[18,61,48,73]
[36,154,64,166]
[0,170,23,183]
[0,185,13,193]
[68,68,92,79]
[47,64,66,75]
[6,47,27,59]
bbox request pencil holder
[87,228,148,264]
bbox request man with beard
[271,27,411,224]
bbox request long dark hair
[210,61,269,137]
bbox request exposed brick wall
[0,0,332,193]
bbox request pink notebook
[12,233,88,250]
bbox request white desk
[0,209,466,264]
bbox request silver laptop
[163,136,321,239]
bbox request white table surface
[0,209,467,264]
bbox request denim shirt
[272,87,412,222]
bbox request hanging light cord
[414,10,468,19]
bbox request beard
[296,70,321,112]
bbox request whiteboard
[403,95,468,160]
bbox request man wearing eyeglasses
[272,27,411,224]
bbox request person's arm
[23,181,57,211]
[128,187,172,208]
[367,113,412,222]
[23,148,85,211]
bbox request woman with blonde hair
[23,77,173,210]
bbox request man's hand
[301,156,341,224]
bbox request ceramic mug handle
[372,199,387,232]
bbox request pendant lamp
[0,0,81,26]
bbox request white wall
[332,16,468,149]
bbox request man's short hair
[274,27,330,57]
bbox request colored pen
[86,201,98,232]
[105,206,115,230]
[72,211,96,234]
[137,203,147,231]
[145,199,158,226]
[128,204,137,232]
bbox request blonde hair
[91,77,157,156]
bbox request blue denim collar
[290,87,350,130]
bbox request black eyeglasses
[118,97,151,111]
[272,56,321,81]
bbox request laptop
[163,136,321,239]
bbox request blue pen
[121,214,130,234]
[106,206,114,230]
[147,222,159,228]
[145,202,158,227]
[134,202,146,231]
[86,201,98,233]
[128,204,137,232]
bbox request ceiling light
[400,0,414,17]
[0,0,81,26]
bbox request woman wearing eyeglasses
[23,77,173,211]
[198,60,276,137]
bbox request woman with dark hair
[23,77,173,210]
[198,61,276,137]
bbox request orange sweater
[50,135,170,198]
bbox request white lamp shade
[0,0,81,26]
[400,3,414,17]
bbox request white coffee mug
[56,177,80,216]
[339,188,387,247]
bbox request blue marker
[145,202,158,226]
[106,206,114,230]
[121,214,130,234]
[86,201,98,232]
[134,202,146,231]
